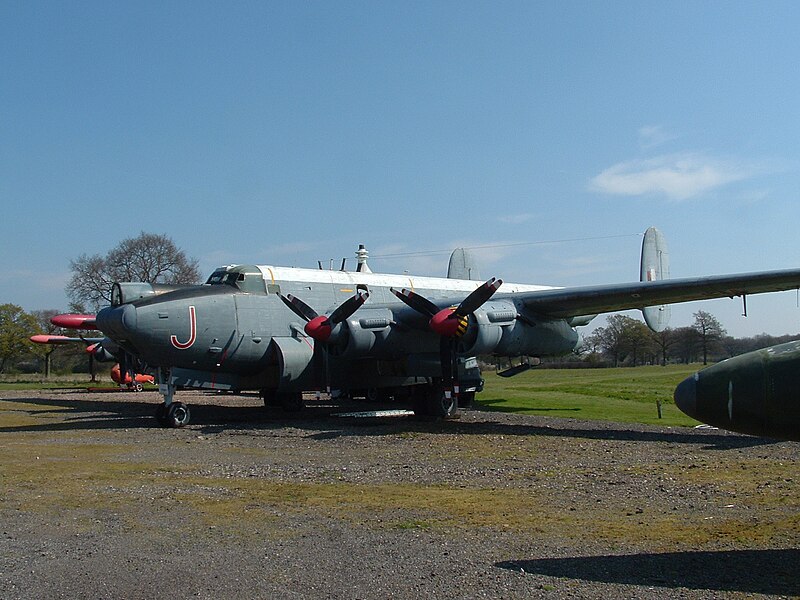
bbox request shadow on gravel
[0,394,781,450]
[0,394,160,430]
[496,548,800,595]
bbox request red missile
[50,314,97,329]
[30,334,76,344]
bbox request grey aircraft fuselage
[97,265,578,396]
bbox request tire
[155,403,169,427]
[412,383,457,418]
[166,402,191,428]
[279,392,303,412]
[458,391,475,408]
[261,388,279,407]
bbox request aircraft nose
[95,303,138,339]
[674,374,697,419]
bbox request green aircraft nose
[673,374,697,419]
[674,340,800,441]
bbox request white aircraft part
[640,226,672,332]
[257,265,558,295]
[447,248,481,281]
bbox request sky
[2,1,800,338]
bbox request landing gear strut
[155,367,191,428]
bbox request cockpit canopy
[205,265,266,294]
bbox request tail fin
[448,248,481,280]
[640,226,671,331]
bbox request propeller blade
[280,294,319,323]
[454,278,502,317]
[328,290,369,324]
[390,287,439,318]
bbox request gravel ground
[0,389,798,599]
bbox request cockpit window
[205,267,266,294]
[206,270,230,285]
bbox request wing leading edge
[509,268,800,319]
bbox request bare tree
[67,232,201,310]
[692,310,726,365]
[650,327,678,366]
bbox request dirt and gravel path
[1,389,798,599]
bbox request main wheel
[279,392,303,412]
[412,383,457,418]
[458,391,475,408]
[155,402,169,426]
[165,402,191,428]
[261,388,279,407]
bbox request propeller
[391,277,502,338]
[391,277,503,406]
[280,290,369,342]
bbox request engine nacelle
[459,300,580,357]
[326,302,579,361]
[335,308,439,359]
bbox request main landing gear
[260,389,304,412]
[155,367,191,428]
[155,401,191,428]
[411,381,459,418]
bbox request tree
[66,232,201,310]
[650,327,678,366]
[587,314,654,366]
[30,309,60,378]
[622,318,656,366]
[0,304,38,373]
[692,310,726,365]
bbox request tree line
[582,310,798,367]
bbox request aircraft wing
[510,268,800,319]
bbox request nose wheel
[156,401,191,428]
[155,367,191,427]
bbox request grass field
[476,364,701,427]
[0,364,704,427]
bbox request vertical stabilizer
[640,227,671,331]
[448,248,481,280]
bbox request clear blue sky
[2,1,800,337]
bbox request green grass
[476,364,701,427]
[1,365,703,426]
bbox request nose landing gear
[155,367,191,428]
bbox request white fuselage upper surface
[256,265,558,298]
